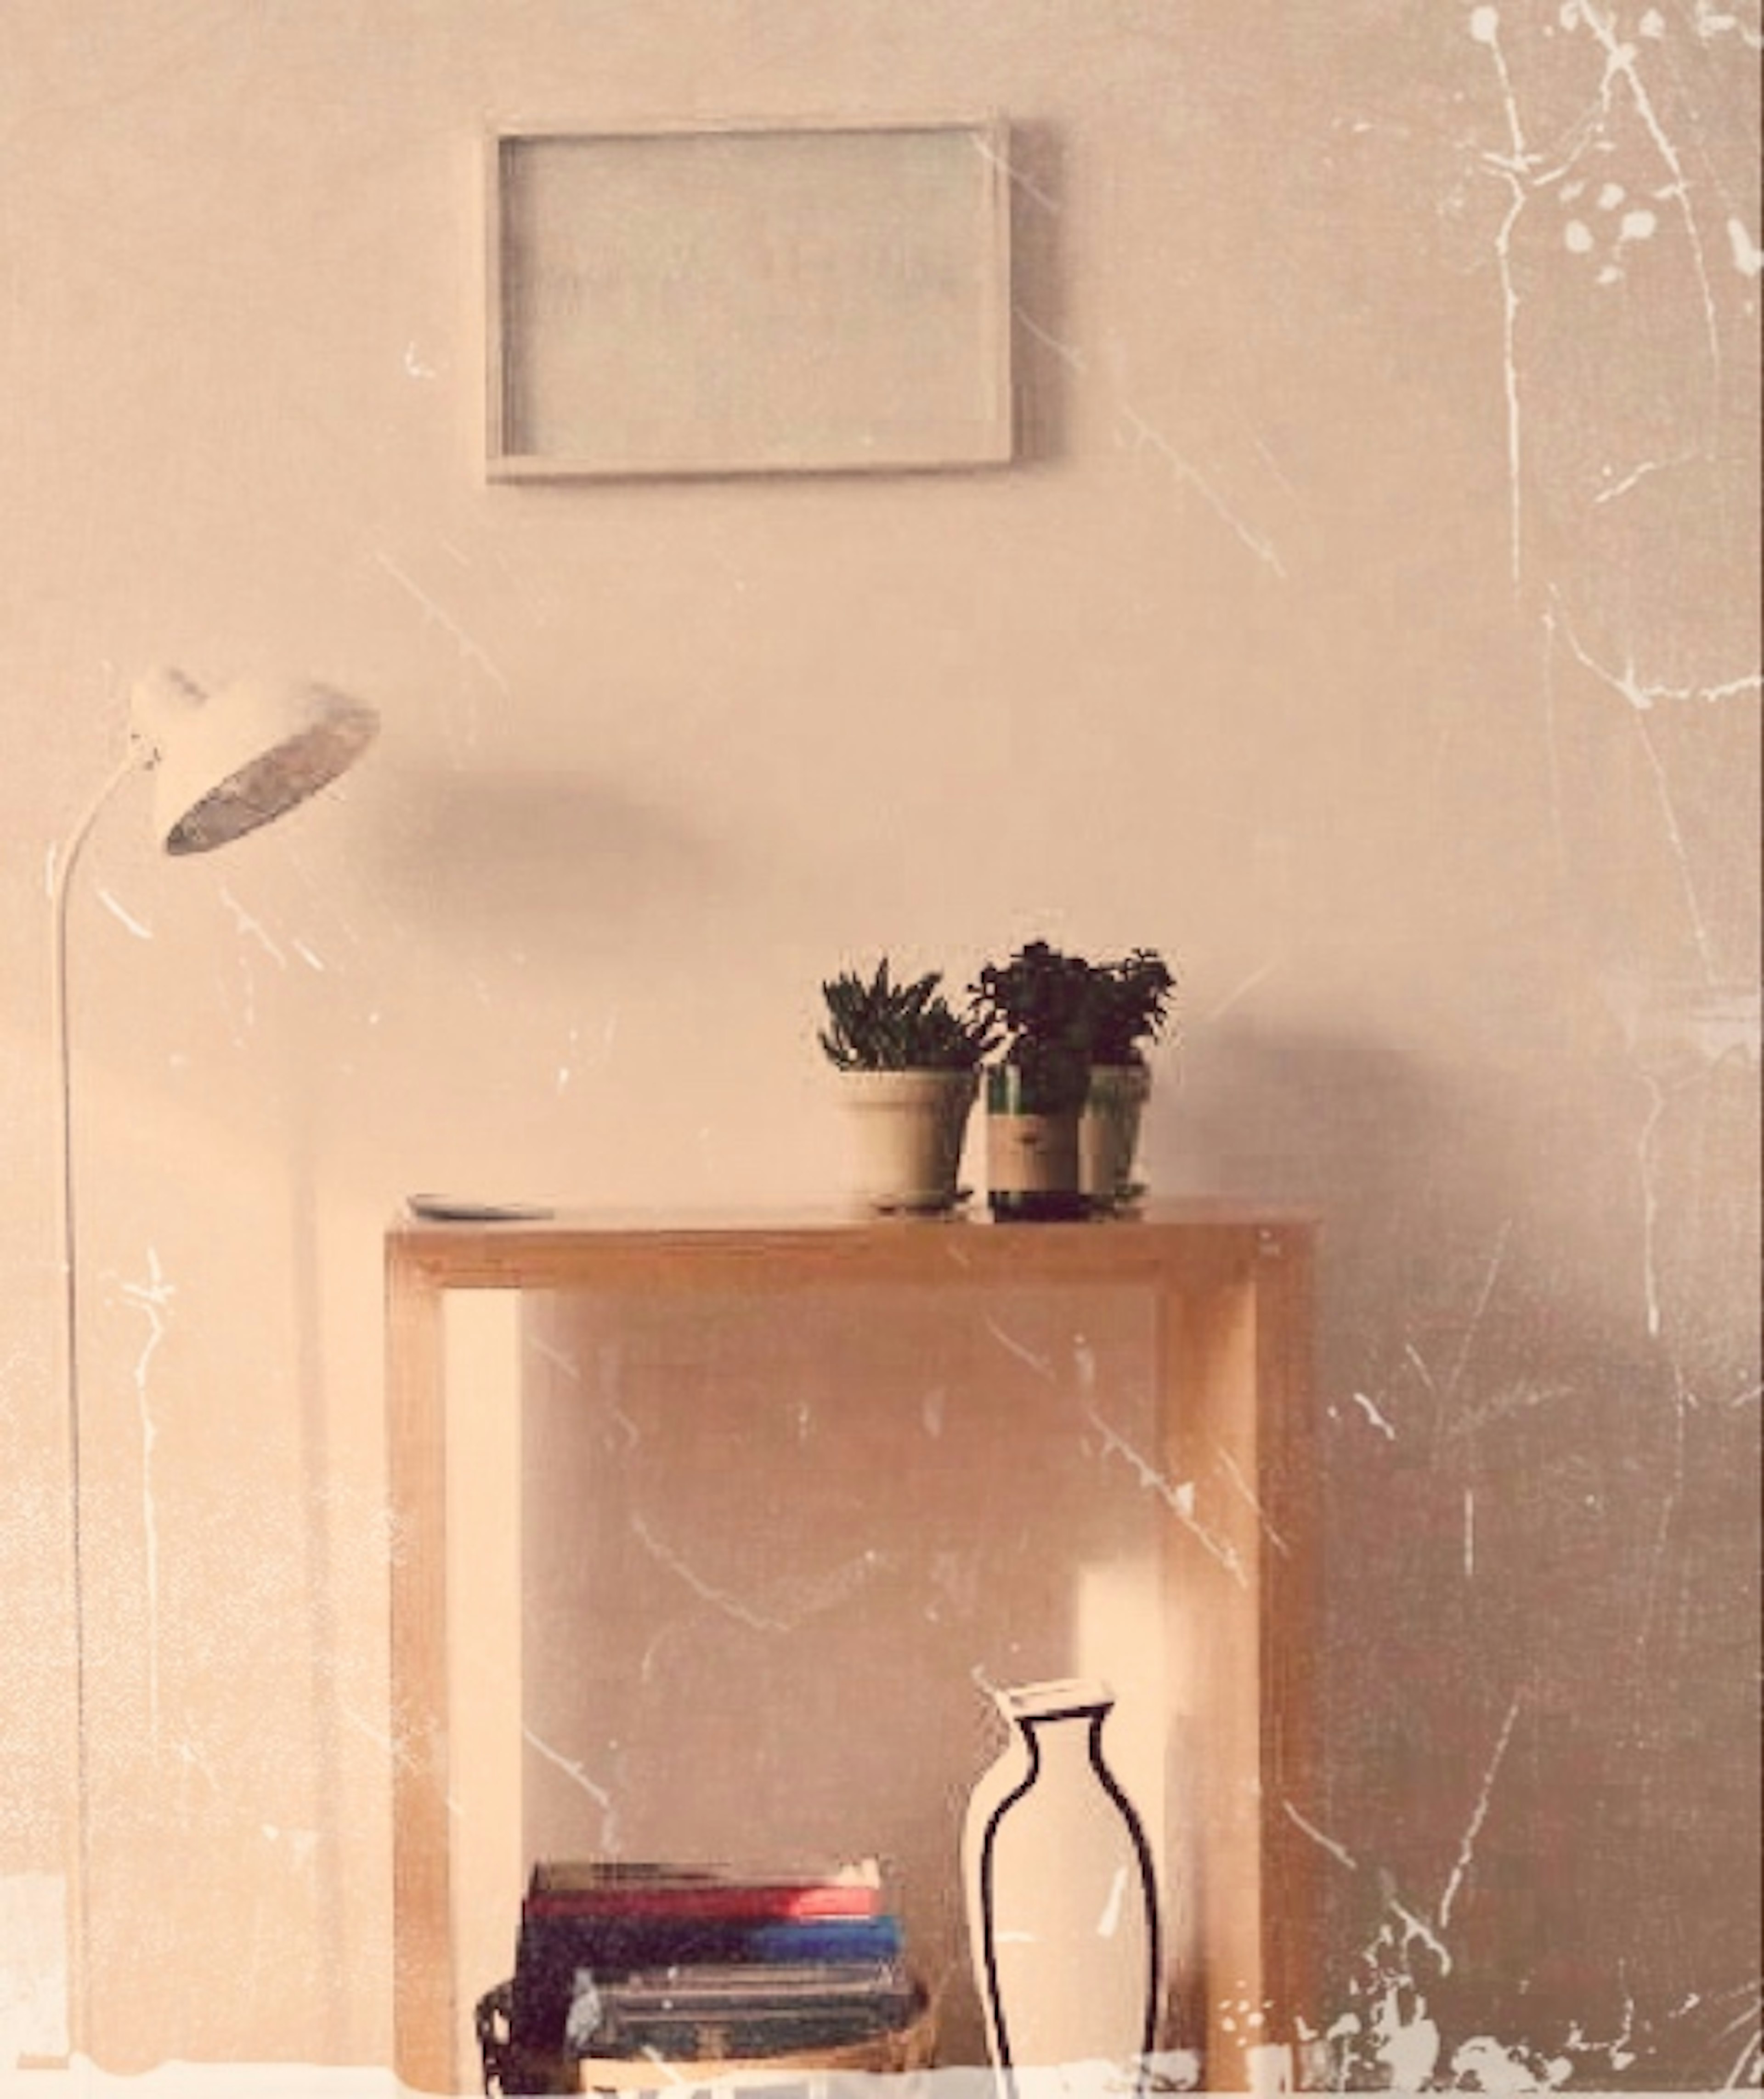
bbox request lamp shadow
[367,764,728,960]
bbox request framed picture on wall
[484,117,1014,481]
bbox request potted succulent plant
[967,940,1098,1220]
[820,958,997,1213]
[1080,947,1177,1209]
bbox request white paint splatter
[1373,1981,1442,2086]
[1727,216,1764,276]
[1095,1864,1128,1936]
[1451,2034,1572,2089]
[1350,1390,1397,1440]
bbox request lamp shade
[131,665,378,854]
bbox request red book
[525,1858,885,1922]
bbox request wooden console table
[386,1205,1318,2095]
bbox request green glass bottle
[985,1064,1088,1221]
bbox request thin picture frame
[484,117,1015,482]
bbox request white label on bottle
[988,1114,1076,1194]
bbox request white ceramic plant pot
[1081,1064,1153,1206]
[839,1068,979,1213]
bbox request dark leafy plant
[967,940,1097,1112]
[819,957,998,1072]
[1086,948,1177,1065]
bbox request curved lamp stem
[46,669,374,2067]
[49,744,146,2065]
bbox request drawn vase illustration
[962,1679,1161,2095]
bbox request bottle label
[988,1113,1077,1194]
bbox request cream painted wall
[1,0,1757,2086]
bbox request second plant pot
[985,1065,1089,1221]
[1081,1063,1152,1209]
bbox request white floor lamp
[49,666,378,2064]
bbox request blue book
[510,1912,905,2051]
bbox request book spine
[519,1913,902,1968]
[523,1883,882,1922]
[509,1916,903,2051]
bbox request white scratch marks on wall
[975,131,1059,215]
[1631,710,1720,983]
[96,889,152,940]
[1637,1072,1670,1337]
[373,549,511,696]
[1439,1690,1524,1931]
[530,1338,582,1384]
[1443,1219,1514,1410]
[1014,308,1087,373]
[119,1248,174,1747]
[1081,1399,1249,1587]
[1283,1798,1359,1872]
[220,887,288,967]
[630,1511,793,1633]
[1214,1441,1291,1556]
[630,1513,888,1636]
[1119,405,1288,578]
[1548,588,1763,711]
[523,1727,621,1852]
[1469,7,1532,589]
[1464,1486,1476,1577]
[983,1317,1056,1381]
[1594,449,1696,504]
[1205,957,1280,1025]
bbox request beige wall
[1,0,1757,2086]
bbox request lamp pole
[48,671,375,2065]
[49,747,141,2065]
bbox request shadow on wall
[367,764,731,962]
[1149,1019,1761,2084]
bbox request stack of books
[509,1858,923,2071]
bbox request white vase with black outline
[962,1679,1161,2094]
